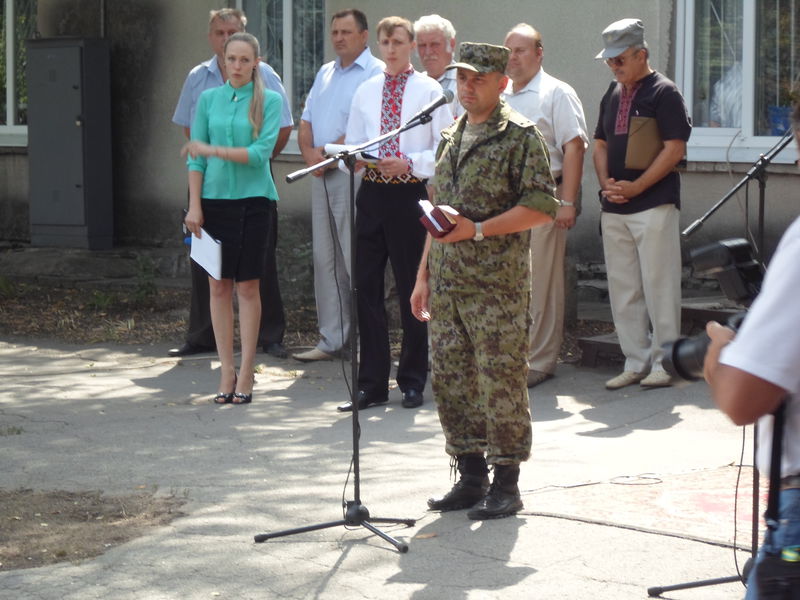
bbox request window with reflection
[243,0,324,124]
[755,0,800,135]
[1,0,38,129]
[688,0,799,135]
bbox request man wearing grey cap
[592,18,691,391]
[411,42,558,520]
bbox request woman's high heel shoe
[232,391,252,404]
[213,392,234,404]
[213,372,237,404]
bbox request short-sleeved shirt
[300,47,385,147]
[430,99,559,295]
[503,68,588,177]
[187,81,282,201]
[721,216,800,476]
[594,71,691,214]
[173,57,293,129]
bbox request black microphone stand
[681,128,795,260]
[647,129,794,597]
[253,113,436,553]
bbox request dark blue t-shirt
[594,71,692,214]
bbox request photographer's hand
[704,320,787,425]
[703,321,735,385]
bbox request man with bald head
[503,23,588,389]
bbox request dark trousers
[355,180,428,396]
[186,199,285,348]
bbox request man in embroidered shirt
[503,23,588,389]
[336,16,452,412]
[171,7,294,359]
[593,18,691,390]
[292,9,385,364]
[411,42,558,520]
[413,14,464,118]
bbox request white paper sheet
[189,228,222,280]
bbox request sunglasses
[605,49,641,67]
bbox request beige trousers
[601,204,682,373]
[527,220,567,374]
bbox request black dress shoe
[168,342,215,357]
[337,390,388,412]
[263,342,288,358]
[401,389,424,408]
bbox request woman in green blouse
[182,32,281,405]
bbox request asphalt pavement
[0,332,759,599]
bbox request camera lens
[662,333,711,382]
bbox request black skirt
[200,197,270,282]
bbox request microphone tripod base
[253,501,416,553]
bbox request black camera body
[662,239,763,381]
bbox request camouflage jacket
[430,99,558,295]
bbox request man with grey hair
[170,7,294,359]
[503,23,588,388]
[413,13,463,117]
[593,18,691,390]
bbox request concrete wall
[1,0,797,265]
[324,0,798,264]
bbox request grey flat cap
[595,18,645,59]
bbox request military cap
[446,42,509,74]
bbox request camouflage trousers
[430,289,532,465]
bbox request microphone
[406,89,454,123]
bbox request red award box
[419,200,459,238]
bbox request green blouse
[188,81,281,201]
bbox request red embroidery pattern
[615,82,641,136]
[380,67,413,160]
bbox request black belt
[781,475,800,489]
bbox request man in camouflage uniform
[411,42,558,520]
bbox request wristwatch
[473,221,484,242]
[559,200,575,207]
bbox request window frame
[237,0,324,156]
[1,0,28,146]
[676,0,797,164]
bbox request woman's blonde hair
[225,32,264,139]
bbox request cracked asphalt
[0,338,755,599]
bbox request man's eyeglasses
[605,49,640,68]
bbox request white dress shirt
[503,69,588,177]
[345,70,453,179]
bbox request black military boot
[467,464,523,520]
[427,454,490,512]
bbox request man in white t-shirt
[704,102,800,599]
[502,23,588,388]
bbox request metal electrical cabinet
[26,38,113,250]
